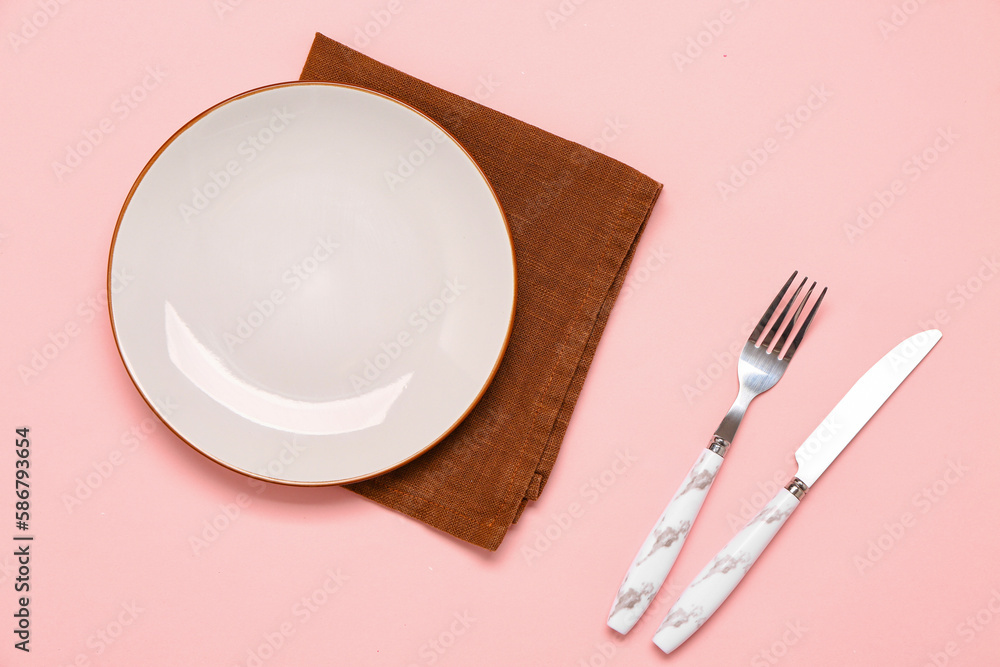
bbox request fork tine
[773,281,816,352]
[760,277,807,349]
[751,271,797,342]
[781,286,827,361]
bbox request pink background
[2,1,999,665]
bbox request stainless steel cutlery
[653,329,941,653]
[605,273,941,655]
[608,272,825,634]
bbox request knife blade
[652,329,941,654]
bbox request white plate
[109,83,516,485]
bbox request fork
[607,271,825,634]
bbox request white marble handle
[607,448,724,634]
[652,488,800,654]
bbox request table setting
[2,2,999,665]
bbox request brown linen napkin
[301,33,662,551]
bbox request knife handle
[652,487,801,654]
[607,448,724,634]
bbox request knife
[652,329,941,654]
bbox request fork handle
[607,447,724,634]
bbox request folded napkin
[301,34,662,551]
